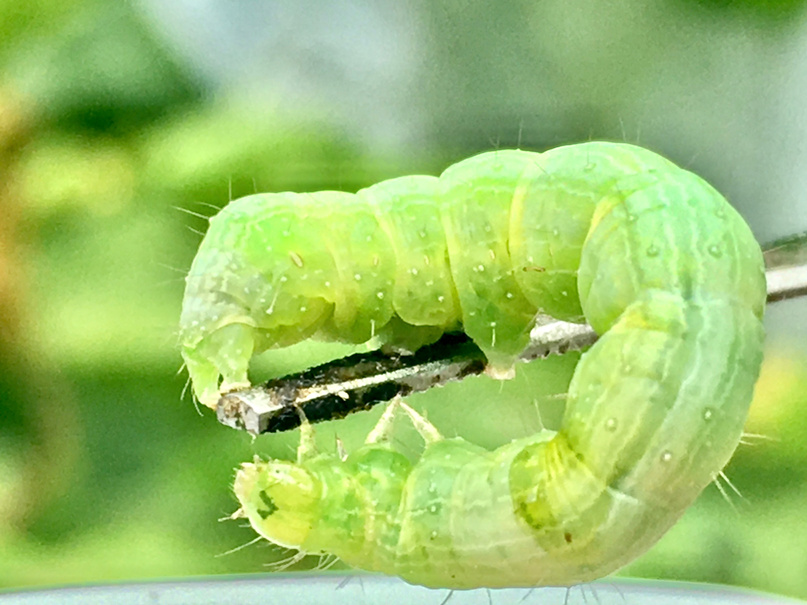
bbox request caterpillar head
[234,458,322,549]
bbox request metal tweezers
[216,231,807,435]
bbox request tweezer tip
[217,388,288,436]
[216,392,248,431]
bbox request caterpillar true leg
[365,397,443,450]
[294,407,318,463]
[364,396,404,444]
[396,400,442,445]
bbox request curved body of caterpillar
[181,142,766,588]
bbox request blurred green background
[1,0,807,600]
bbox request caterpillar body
[179,142,766,589]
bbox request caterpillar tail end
[182,352,224,409]
[181,322,256,409]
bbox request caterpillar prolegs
[179,142,766,588]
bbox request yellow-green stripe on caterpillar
[179,142,766,589]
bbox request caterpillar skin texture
[180,142,766,588]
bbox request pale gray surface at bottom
[0,574,805,605]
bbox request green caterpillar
[179,142,766,589]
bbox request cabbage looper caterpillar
[180,142,766,589]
